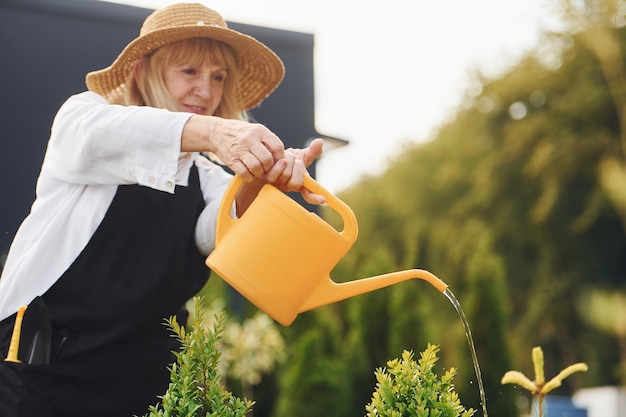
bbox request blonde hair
[108,38,247,121]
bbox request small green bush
[365,344,475,417]
[142,298,253,417]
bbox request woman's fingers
[200,118,326,205]
[206,118,286,180]
[299,187,326,205]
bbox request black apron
[0,164,210,417]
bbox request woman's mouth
[183,104,206,114]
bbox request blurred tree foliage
[206,2,626,416]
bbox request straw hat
[86,2,285,110]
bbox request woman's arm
[44,92,188,192]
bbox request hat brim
[85,24,285,110]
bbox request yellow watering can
[206,174,448,326]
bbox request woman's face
[163,60,227,115]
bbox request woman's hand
[235,138,325,214]
[182,115,285,182]
[263,138,325,205]
[182,116,326,209]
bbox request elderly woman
[0,3,323,416]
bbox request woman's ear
[132,56,146,79]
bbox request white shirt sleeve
[194,156,237,255]
[44,91,192,194]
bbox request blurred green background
[201,1,626,416]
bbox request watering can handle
[214,174,359,244]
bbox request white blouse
[0,92,234,320]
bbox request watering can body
[206,175,447,326]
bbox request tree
[215,8,626,416]
[559,0,626,228]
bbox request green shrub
[142,298,253,417]
[365,344,475,417]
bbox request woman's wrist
[181,115,218,153]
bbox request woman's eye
[182,68,197,76]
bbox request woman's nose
[194,76,212,98]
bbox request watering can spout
[299,269,449,313]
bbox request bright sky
[104,0,560,192]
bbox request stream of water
[444,288,489,417]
